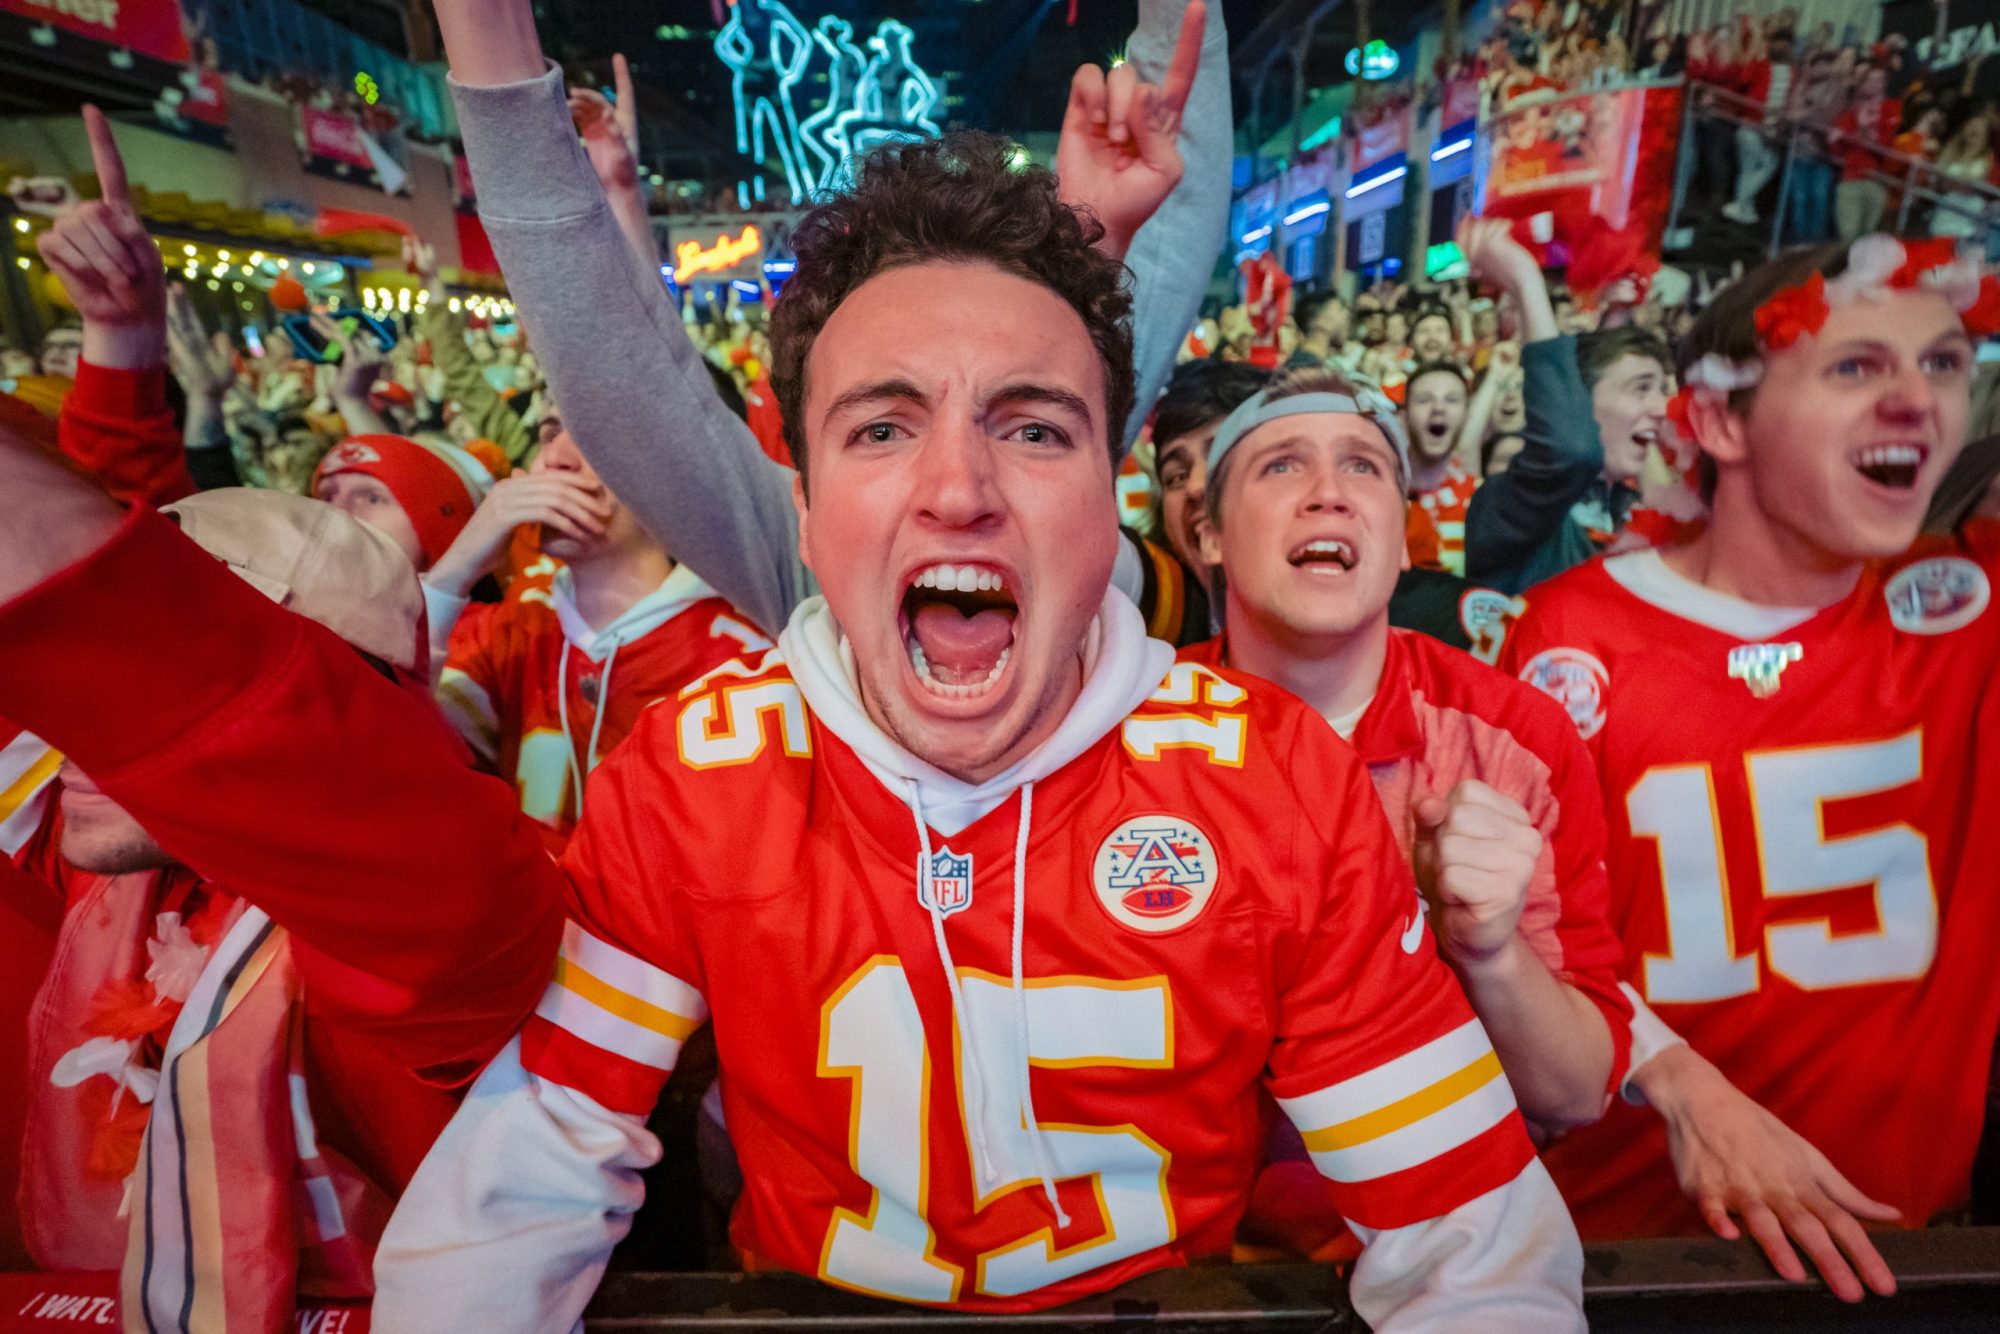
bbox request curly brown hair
[768,130,1135,491]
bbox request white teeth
[908,644,1011,698]
[1297,539,1355,562]
[1855,444,1924,468]
[910,563,1008,595]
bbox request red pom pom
[269,273,309,311]
[1889,237,1961,290]
[1962,275,2000,340]
[1754,273,1830,352]
[1665,387,1696,439]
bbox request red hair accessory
[1665,387,1695,439]
[1753,272,1829,352]
[1963,275,2000,340]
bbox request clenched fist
[1412,779,1542,965]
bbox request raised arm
[435,0,806,636]
[1059,0,1227,448]
[37,106,194,507]
[0,433,564,1076]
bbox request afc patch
[918,846,973,918]
[1092,815,1219,934]
[1727,642,1803,698]
[1518,646,1610,740]
[1885,557,1990,636]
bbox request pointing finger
[1104,61,1138,146]
[83,104,130,205]
[1159,0,1206,117]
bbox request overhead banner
[1351,104,1411,175]
[1478,83,1683,247]
[0,0,189,63]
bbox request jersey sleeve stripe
[1296,1066,1518,1184]
[1299,1049,1504,1152]
[561,920,708,1021]
[520,1016,673,1117]
[0,738,61,858]
[552,957,701,1042]
[1276,1017,1493,1126]
[533,982,692,1071]
[436,670,500,760]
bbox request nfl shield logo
[918,847,974,918]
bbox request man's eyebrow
[824,378,928,418]
[986,382,1096,428]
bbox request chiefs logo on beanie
[311,434,495,568]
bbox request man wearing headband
[1186,367,1629,1150]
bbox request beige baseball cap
[162,488,427,676]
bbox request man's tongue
[911,602,1014,686]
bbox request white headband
[1205,386,1412,485]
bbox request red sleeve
[520,717,711,1115]
[56,361,194,508]
[0,506,564,1081]
[1261,700,1537,1231]
[437,599,515,769]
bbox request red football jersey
[1503,527,2000,1238]
[524,654,1539,1311]
[1412,460,1481,577]
[436,565,768,845]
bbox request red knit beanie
[311,434,477,567]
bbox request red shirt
[437,567,769,848]
[1181,629,1631,1077]
[1412,460,1482,577]
[1836,98,1904,181]
[1503,532,2000,1238]
[524,652,1539,1310]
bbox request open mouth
[1289,537,1357,575]
[899,562,1020,700]
[1853,443,1928,491]
[1631,426,1659,452]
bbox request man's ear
[1689,390,1750,469]
[1198,513,1223,568]
[792,468,814,574]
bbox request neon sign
[1345,40,1400,81]
[673,225,763,282]
[716,6,941,201]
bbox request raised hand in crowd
[569,53,661,273]
[1055,0,1204,258]
[423,469,612,600]
[1631,1045,1900,1303]
[311,310,394,436]
[34,105,164,370]
[164,282,234,402]
[1458,216,1560,343]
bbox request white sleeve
[372,1036,662,1334]
[1617,982,1690,1106]
[1111,531,1147,608]
[1347,1158,1584,1333]
[419,580,473,687]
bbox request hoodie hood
[552,561,717,661]
[780,585,1173,835]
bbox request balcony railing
[198,0,453,141]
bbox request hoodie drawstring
[909,781,997,1191]
[557,638,623,818]
[909,779,1070,1229]
[1009,781,1071,1228]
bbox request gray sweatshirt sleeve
[449,66,809,638]
[1119,0,1231,450]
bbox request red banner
[1481,84,1684,246]
[1442,75,1481,130]
[300,108,371,171]
[181,68,229,130]
[0,0,188,63]
[0,1273,368,1331]
[1352,105,1411,173]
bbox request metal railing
[1670,81,1999,256]
[579,1227,2000,1331]
[197,0,454,141]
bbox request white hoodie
[373,591,1582,1333]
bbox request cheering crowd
[2,0,1999,1328]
